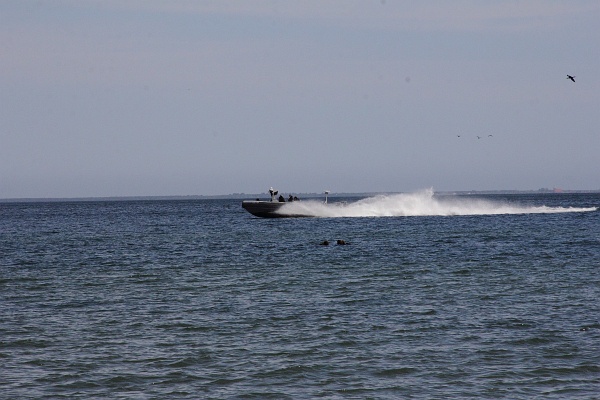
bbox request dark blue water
[1,193,599,399]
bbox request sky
[1,0,599,198]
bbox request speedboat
[241,188,329,218]
[242,187,300,218]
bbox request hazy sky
[2,1,599,198]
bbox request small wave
[278,189,597,218]
[374,367,418,377]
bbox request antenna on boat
[324,190,330,204]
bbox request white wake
[277,189,597,218]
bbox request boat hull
[241,201,308,218]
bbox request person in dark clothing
[278,195,285,202]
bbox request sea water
[1,192,599,399]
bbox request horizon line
[2,188,600,203]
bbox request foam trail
[277,188,597,218]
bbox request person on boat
[278,195,285,202]
[288,195,294,202]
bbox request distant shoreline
[1,189,599,203]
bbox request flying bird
[567,75,576,82]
